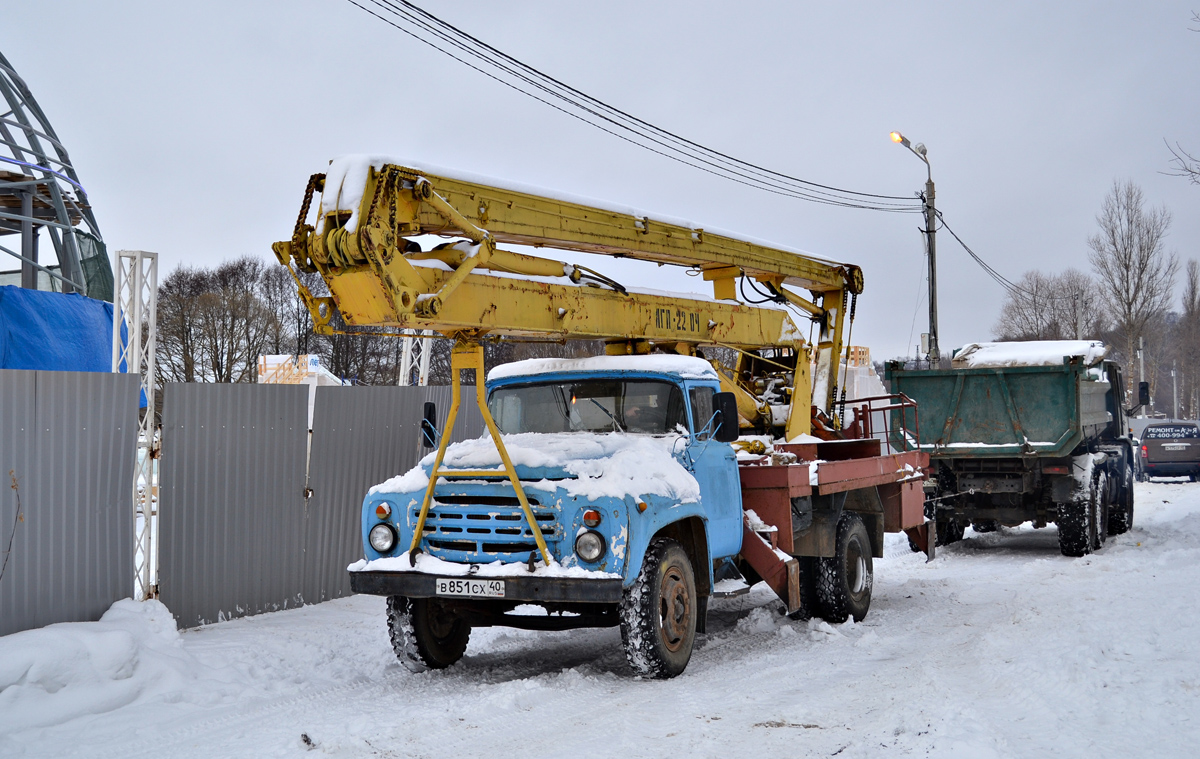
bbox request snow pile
[0,601,209,733]
[348,551,620,578]
[371,432,700,503]
[951,340,1107,369]
[487,354,718,382]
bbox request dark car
[1141,422,1200,481]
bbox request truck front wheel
[620,538,697,679]
[815,513,873,623]
[386,595,471,672]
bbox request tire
[620,538,697,679]
[815,513,873,623]
[1057,472,1098,557]
[936,518,965,546]
[1108,464,1134,535]
[971,519,999,533]
[386,595,470,672]
[1092,471,1108,551]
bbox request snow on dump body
[370,431,702,504]
[951,340,1108,369]
[317,155,842,266]
[487,354,718,382]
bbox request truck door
[687,384,743,558]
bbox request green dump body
[885,358,1115,460]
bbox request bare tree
[195,258,273,383]
[1178,260,1200,416]
[1166,13,1200,185]
[994,271,1058,340]
[1087,180,1178,394]
[993,268,1107,342]
[1168,142,1200,186]
[156,266,209,384]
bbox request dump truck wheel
[1092,471,1108,551]
[936,518,965,546]
[386,595,470,672]
[1057,474,1098,557]
[815,513,873,623]
[1108,465,1134,535]
[620,538,697,679]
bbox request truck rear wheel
[815,513,873,623]
[936,518,965,546]
[1057,473,1100,557]
[620,538,697,679]
[1109,464,1134,535]
[1092,471,1108,551]
[386,595,471,672]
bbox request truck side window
[689,386,715,439]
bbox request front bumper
[349,570,624,603]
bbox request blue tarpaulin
[0,286,143,406]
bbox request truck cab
[349,355,741,677]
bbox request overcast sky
[5,0,1198,359]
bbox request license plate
[436,578,505,598]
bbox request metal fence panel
[301,385,486,604]
[157,383,309,628]
[157,383,485,628]
[0,370,138,637]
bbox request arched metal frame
[0,50,108,298]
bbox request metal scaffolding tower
[112,251,159,599]
[0,50,111,298]
[399,330,433,386]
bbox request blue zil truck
[349,355,927,678]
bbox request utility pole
[924,175,939,364]
[891,132,938,364]
[1074,291,1082,340]
[1139,336,1145,418]
[1173,361,1179,420]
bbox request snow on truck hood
[370,431,701,504]
[487,354,718,382]
[951,340,1107,369]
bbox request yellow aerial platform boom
[272,159,864,442]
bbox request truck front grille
[415,495,559,561]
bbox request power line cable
[935,210,1075,302]
[345,0,924,213]
[379,0,918,207]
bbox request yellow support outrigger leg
[408,341,554,567]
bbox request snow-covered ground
[3,480,1199,758]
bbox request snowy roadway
[3,480,1199,758]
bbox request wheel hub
[659,567,691,652]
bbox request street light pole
[892,132,938,364]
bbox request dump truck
[884,340,1138,557]
[272,157,928,677]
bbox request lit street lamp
[891,131,939,364]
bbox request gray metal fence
[0,370,139,636]
[158,383,484,628]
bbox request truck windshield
[489,380,686,435]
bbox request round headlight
[369,523,397,553]
[574,530,605,563]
